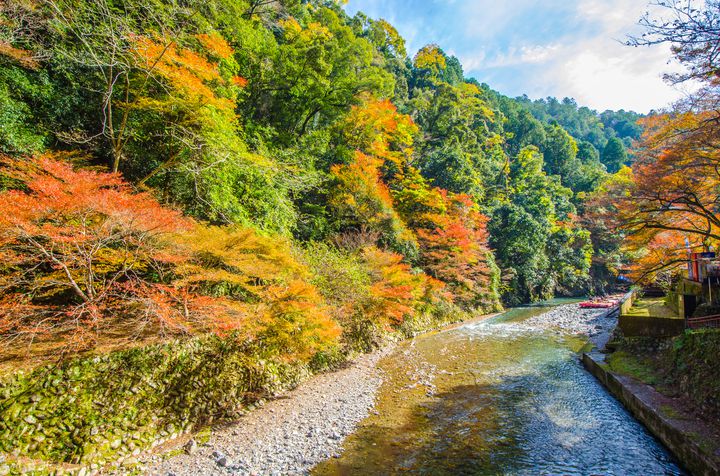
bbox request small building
[669,252,720,318]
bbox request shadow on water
[314,306,685,476]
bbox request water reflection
[314,304,684,475]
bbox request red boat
[579,300,617,309]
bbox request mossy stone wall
[0,336,310,472]
[665,329,720,418]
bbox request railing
[619,290,636,316]
[686,314,720,329]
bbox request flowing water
[314,301,684,475]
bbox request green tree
[541,123,578,178]
[601,137,628,173]
[490,146,591,303]
[245,8,394,137]
[577,140,600,163]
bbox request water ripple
[314,305,686,476]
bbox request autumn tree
[600,1,720,281]
[336,95,417,165]
[44,0,186,172]
[327,98,419,253]
[393,167,498,308]
[360,246,445,327]
[600,112,720,281]
[0,155,196,350]
[329,151,417,255]
[174,225,341,360]
[0,155,342,358]
[415,193,497,307]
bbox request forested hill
[0,0,634,357]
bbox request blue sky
[344,0,691,113]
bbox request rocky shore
[144,347,392,476]
[523,302,618,349]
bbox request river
[314,300,684,475]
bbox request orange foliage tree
[598,112,720,282]
[331,97,496,307]
[0,156,195,349]
[361,246,446,327]
[129,33,248,186]
[394,168,495,307]
[0,156,342,359]
[173,225,341,361]
[338,96,418,165]
[330,151,417,254]
[329,98,420,253]
[614,2,720,283]
[132,33,245,115]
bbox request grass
[606,350,660,385]
[659,404,683,420]
[625,298,680,319]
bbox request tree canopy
[0,0,646,358]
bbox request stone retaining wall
[583,351,720,476]
[0,336,316,474]
[618,315,686,337]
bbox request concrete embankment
[583,350,720,476]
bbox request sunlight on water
[314,305,685,476]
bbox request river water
[314,301,684,475]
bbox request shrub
[174,225,341,361]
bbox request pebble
[146,347,392,476]
[212,450,229,467]
[183,439,197,455]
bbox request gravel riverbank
[523,302,618,349]
[142,303,618,476]
[144,347,392,476]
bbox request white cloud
[457,0,548,40]
[481,44,561,68]
[345,0,692,112]
[457,52,487,72]
[525,1,690,111]
[464,1,688,111]
[558,46,680,111]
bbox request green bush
[664,329,720,417]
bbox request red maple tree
[0,155,194,349]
